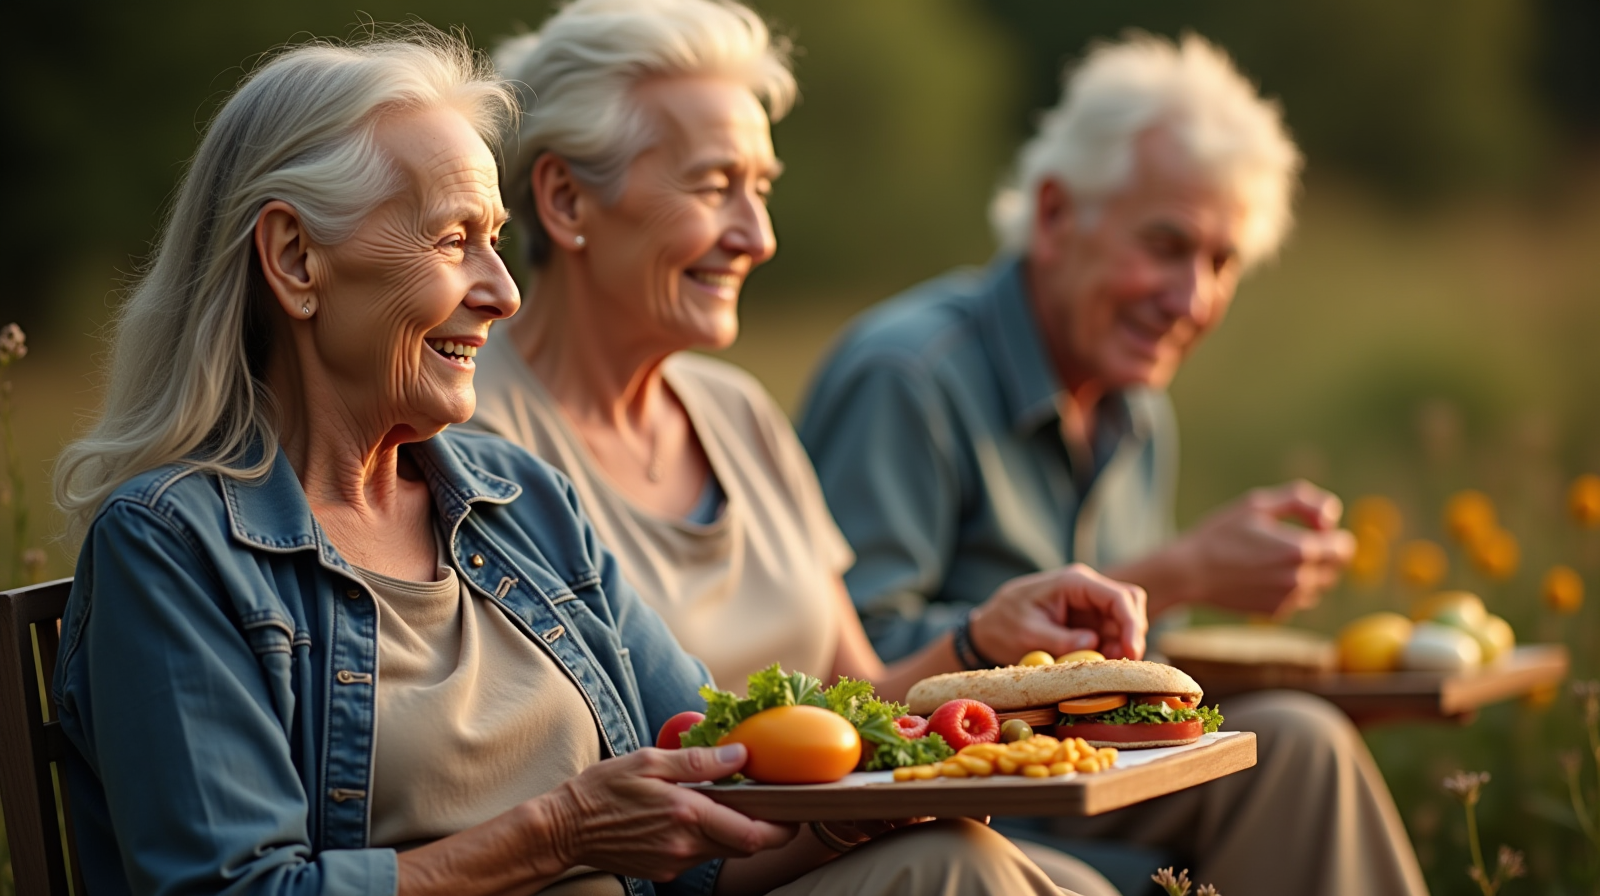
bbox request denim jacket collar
[221,436,523,566]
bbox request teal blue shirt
[798,258,1178,662]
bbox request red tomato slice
[1057,694,1129,715]
[1054,718,1203,748]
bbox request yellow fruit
[1543,565,1584,614]
[1396,539,1449,590]
[1410,591,1486,626]
[1055,649,1106,664]
[1018,650,1056,667]
[1337,612,1413,673]
[1476,614,1515,664]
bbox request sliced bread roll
[906,659,1202,715]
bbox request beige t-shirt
[360,549,623,896]
[471,339,854,689]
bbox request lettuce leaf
[1057,700,1224,734]
[676,666,954,768]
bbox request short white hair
[990,33,1301,268]
[496,0,796,266]
[55,27,515,539]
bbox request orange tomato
[1137,696,1190,710]
[719,705,862,784]
[1057,694,1129,715]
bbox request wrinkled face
[580,77,779,351]
[311,106,520,440]
[1031,129,1247,392]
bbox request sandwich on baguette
[906,658,1223,748]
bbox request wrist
[522,789,581,878]
[953,605,1005,670]
[809,821,869,853]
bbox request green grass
[4,182,1600,892]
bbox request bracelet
[951,606,1003,671]
[809,820,866,853]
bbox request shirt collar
[978,255,1158,447]
[220,433,522,559]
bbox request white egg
[1400,621,1483,672]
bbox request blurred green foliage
[4,0,1599,335]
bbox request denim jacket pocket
[240,612,303,733]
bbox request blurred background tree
[2,1,1599,893]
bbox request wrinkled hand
[541,744,796,882]
[969,564,1147,665]
[1178,480,1355,618]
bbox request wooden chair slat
[1,579,80,896]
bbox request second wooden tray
[1173,644,1569,720]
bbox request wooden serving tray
[687,731,1256,821]
[1172,644,1569,721]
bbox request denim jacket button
[470,554,485,568]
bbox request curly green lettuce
[1056,700,1224,734]
[678,665,953,769]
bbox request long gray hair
[55,27,516,539]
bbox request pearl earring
[574,234,586,248]
[301,304,311,316]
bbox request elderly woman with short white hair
[50,27,1080,896]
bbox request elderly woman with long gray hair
[48,24,1084,896]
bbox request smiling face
[574,77,779,352]
[1027,128,1248,393]
[308,106,520,441]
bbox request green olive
[1000,719,1033,743]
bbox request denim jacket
[53,430,719,896]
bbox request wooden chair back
[0,578,85,896]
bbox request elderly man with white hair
[800,34,1429,896]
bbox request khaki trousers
[1015,691,1429,896]
[767,818,1075,895]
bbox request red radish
[894,715,929,739]
[655,711,706,750]
[926,699,1000,749]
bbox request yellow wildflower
[1444,490,1496,544]
[1542,565,1584,614]
[1348,525,1389,586]
[1349,495,1402,542]
[1468,528,1520,582]
[1571,474,1600,529]
[1397,539,1448,590]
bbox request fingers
[1254,480,1343,531]
[694,799,797,855]
[1064,566,1147,660]
[634,744,748,783]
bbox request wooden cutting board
[686,731,1256,821]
